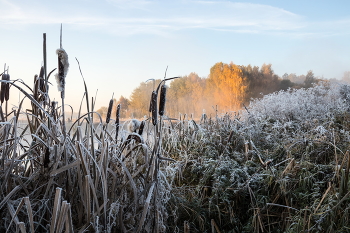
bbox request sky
[1,0,350,112]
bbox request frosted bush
[244,82,348,124]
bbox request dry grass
[2,33,350,233]
[0,58,172,232]
[162,84,350,232]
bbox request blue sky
[1,0,350,111]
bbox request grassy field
[1,42,350,232]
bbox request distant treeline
[97,62,323,118]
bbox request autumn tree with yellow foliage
[97,62,316,119]
[207,62,247,111]
[167,73,206,117]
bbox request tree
[114,95,130,118]
[280,79,293,91]
[342,71,350,83]
[304,70,316,88]
[241,63,280,101]
[129,79,162,118]
[167,73,205,117]
[207,62,246,111]
[96,106,108,119]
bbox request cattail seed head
[4,74,10,102]
[151,91,158,125]
[38,66,45,92]
[1,74,10,103]
[138,120,145,135]
[115,104,121,140]
[44,146,50,168]
[116,104,120,124]
[0,75,6,104]
[106,99,113,124]
[159,84,167,116]
[51,101,57,120]
[55,48,69,92]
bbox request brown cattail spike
[44,146,50,168]
[1,74,10,103]
[39,66,45,92]
[106,99,113,124]
[51,101,57,120]
[4,74,10,101]
[138,121,145,136]
[159,85,167,116]
[115,104,121,140]
[1,74,6,104]
[151,91,158,125]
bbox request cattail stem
[62,91,66,137]
[43,33,48,107]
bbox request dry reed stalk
[56,201,68,233]
[211,219,221,233]
[6,199,24,232]
[66,203,74,233]
[23,197,34,233]
[84,175,91,224]
[184,221,190,233]
[314,182,332,214]
[0,186,21,210]
[50,187,62,233]
[302,207,308,232]
[18,222,26,233]
[136,182,155,233]
[50,160,80,176]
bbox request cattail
[51,101,57,120]
[44,146,50,168]
[1,73,10,103]
[0,75,5,104]
[106,99,113,124]
[115,104,120,140]
[159,84,167,116]
[33,74,39,98]
[151,91,158,125]
[38,66,45,93]
[55,48,69,94]
[138,120,145,135]
[5,73,10,102]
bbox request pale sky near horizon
[1,0,350,112]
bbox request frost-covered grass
[164,82,350,232]
[2,35,350,232]
[0,66,171,232]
